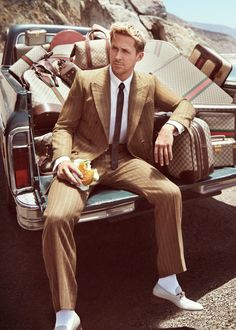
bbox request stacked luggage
[8,30,236,183]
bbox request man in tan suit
[43,22,203,330]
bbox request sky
[163,0,236,29]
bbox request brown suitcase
[154,114,214,183]
[196,105,236,139]
[189,43,232,86]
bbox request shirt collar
[109,66,133,91]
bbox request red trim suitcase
[135,40,233,105]
[196,105,236,139]
[189,43,232,86]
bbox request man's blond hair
[110,22,146,53]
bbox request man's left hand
[154,124,176,166]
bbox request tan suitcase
[25,29,47,46]
[211,136,236,167]
[189,43,232,86]
[135,40,233,105]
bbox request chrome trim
[192,176,236,195]
[16,191,136,231]
[16,191,38,208]
[0,113,4,132]
[80,202,135,222]
[195,104,236,111]
[15,32,25,44]
[224,80,236,86]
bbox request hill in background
[0,0,236,57]
[191,21,236,40]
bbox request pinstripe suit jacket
[52,66,196,165]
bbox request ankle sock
[55,310,79,328]
[157,274,181,295]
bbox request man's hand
[154,124,176,166]
[57,160,83,186]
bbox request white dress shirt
[109,67,133,144]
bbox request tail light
[12,146,31,189]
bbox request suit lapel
[128,72,148,143]
[91,67,110,142]
[91,69,148,144]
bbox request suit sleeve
[52,71,84,160]
[154,76,196,129]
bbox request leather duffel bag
[9,45,48,82]
[23,64,70,134]
[23,64,69,107]
[72,38,110,70]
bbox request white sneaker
[153,283,203,311]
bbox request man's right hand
[154,124,175,166]
[57,160,83,186]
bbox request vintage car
[0,23,236,230]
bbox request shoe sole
[152,292,203,311]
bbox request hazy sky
[164,0,236,29]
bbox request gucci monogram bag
[168,118,214,183]
[154,114,214,183]
[196,106,236,139]
[25,29,47,46]
[211,136,236,167]
[72,38,110,70]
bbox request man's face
[110,32,144,81]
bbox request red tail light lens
[12,147,31,189]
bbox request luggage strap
[32,63,65,104]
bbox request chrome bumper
[16,192,136,231]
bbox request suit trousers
[43,148,186,312]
